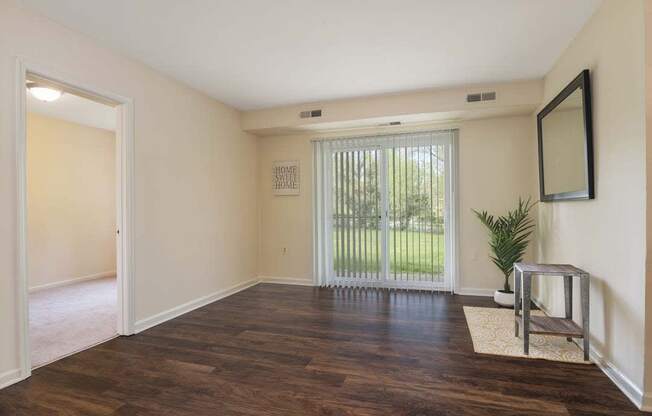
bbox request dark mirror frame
[537,69,594,202]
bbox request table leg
[581,275,590,361]
[523,272,531,355]
[514,268,521,337]
[564,275,573,342]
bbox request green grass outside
[333,228,445,276]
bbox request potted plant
[473,197,536,307]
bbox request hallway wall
[0,0,259,382]
[27,113,116,290]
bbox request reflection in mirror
[540,88,586,195]
[537,69,593,201]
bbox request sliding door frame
[316,130,459,291]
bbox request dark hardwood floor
[0,283,641,415]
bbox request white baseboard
[641,394,652,412]
[455,287,495,297]
[134,278,259,333]
[589,344,647,411]
[29,270,116,293]
[532,298,649,412]
[258,276,315,286]
[0,368,24,390]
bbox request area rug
[463,306,590,364]
[30,276,117,368]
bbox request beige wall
[458,117,537,292]
[0,0,258,378]
[27,113,116,289]
[242,80,542,135]
[258,116,537,291]
[534,0,647,393]
[258,134,313,282]
[646,0,652,400]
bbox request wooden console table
[514,263,590,361]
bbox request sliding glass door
[314,130,456,291]
[387,143,448,288]
[332,148,383,281]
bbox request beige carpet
[463,306,590,364]
[29,276,117,368]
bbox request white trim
[0,369,24,390]
[115,92,136,337]
[28,271,116,293]
[531,298,649,412]
[589,344,647,411]
[641,394,652,413]
[15,57,136,381]
[15,59,30,381]
[455,287,495,297]
[134,279,260,333]
[259,276,315,286]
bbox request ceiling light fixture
[27,82,63,102]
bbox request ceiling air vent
[466,93,481,103]
[378,121,402,127]
[482,91,496,101]
[467,91,496,103]
[300,109,322,119]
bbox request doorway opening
[16,60,135,379]
[26,81,119,368]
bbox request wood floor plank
[0,283,642,415]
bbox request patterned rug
[463,306,591,364]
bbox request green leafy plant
[473,197,536,292]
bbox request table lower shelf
[516,315,584,338]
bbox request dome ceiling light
[27,82,63,102]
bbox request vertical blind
[313,129,456,291]
[332,148,382,281]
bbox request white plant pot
[494,290,515,308]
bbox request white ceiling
[27,90,116,131]
[20,0,601,111]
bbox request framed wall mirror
[537,69,594,202]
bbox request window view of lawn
[331,145,447,282]
[333,228,445,277]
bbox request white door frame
[15,58,135,379]
[319,130,459,291]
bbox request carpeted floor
[29,276,117,368]
[464,306,590,364]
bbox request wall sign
[272,160,300,195]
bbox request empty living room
[2,0,652,414]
